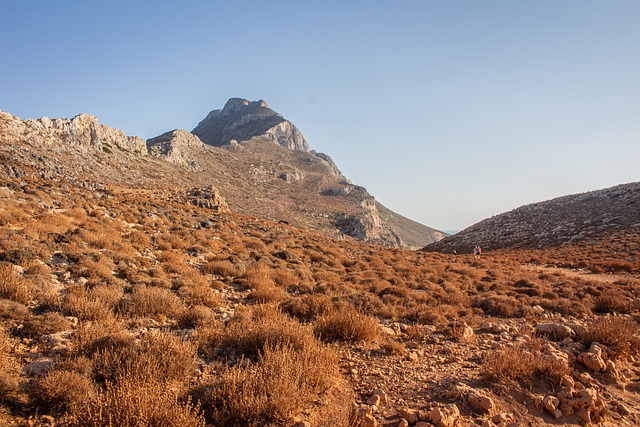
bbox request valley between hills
[0,100,639,427]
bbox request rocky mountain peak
[146,130,205,171]
[192,98,310,152]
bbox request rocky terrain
[424,182,640,254]
[0,172,638,427]
[1,102,639,427]
[0,100,443,248]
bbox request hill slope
[424,182,640,253]
[0,101,444,248]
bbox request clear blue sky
[1,1,638,231]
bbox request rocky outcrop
[336,197,403,248]
[192,98,310,152]
[0,110,147,155]
[146,130,205,171]
[185,186,228,212]
[424,182,640,253]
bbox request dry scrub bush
[178,305,218,329]
[218,305,318,359]
[207,341,338,426]
[92,332,195,385]
[202,259,239,277]
[280,294,334,321]
[578,316,639,358]
[33,370,94,411]
[315,306,380,343]
[0,298,30,322]
[482,344,569,382]
[66,377,205,427]
[593,292,630,314]
[21,312,72,338]
[0,326,20,398]
[0,265,33,303]
[122,285,182,320]
[63,284,118,322]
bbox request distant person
[473,245,482,259]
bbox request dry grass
[33,370,94,411]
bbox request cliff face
[192,98,310,152]
[424,182,640,253]
[0,111,147,155]
[146,130,205,172]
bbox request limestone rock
[578,344,607,372]
[468,391,494,412]
[24,357,54,376]
[428,404,460,427]
[147,129,205,171]
[192,98,310,152]
[186,186,229,212]
[535,323,575,340]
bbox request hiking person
[473,245,482,259]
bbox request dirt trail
[522,264,637,284]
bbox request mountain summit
[192,98,310,152]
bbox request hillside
[0,101,443,248]
[424,182,640,254]
[0,172,638,427]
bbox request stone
[372,388,388,404]
[293,422,311,427]
[397,408,418,424]
[536,323,575,340]
[367,395,381,406]
[24,357,54,376]
[491,413,516,424]
[559,375,574,388]
[578,349,607,372]
[428,404,460,427]
[396,419,409,427]
[363,414,377,427]
[542,396,562,419]
[468,392,494,412]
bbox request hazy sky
[1,1,638,231]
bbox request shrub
[33,370,94,411]
[92,332,196,385]
[178,305,218,329]
[206,342,338,426]
[482,345,569,382]
[0,265,33,303]
[218,305,316,359]
[21,312,72,338]
[66,377,205,427]
[578,316,639,358]
[315,306,380,343]
[0,326,19,398]
[122,285,182,320]
[593,292,630,314]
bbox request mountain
[0,100,444,248]
[192,98,310,151]
[424,182,640,253]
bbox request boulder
[428,404,460,427]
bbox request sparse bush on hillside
[578,316,639,358]
[482,344,569,382]
[21,311,72,338]
[33,369,94,412]
[0,265,33,303]
[315,306,380,343]
[205,341,338,426]
[0,325,19,398]
[66,377,205,427]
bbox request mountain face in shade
[192,98,310,152]
[423,182,640,253]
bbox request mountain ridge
[424,182,640,253]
